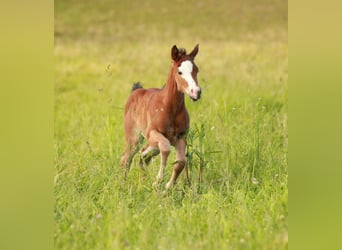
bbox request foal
[120,44,201,189]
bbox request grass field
[55,0,288,249]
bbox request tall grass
[55,0,287,249]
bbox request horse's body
[121,44,201,189]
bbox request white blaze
[178,60,200,97]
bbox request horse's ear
[189,44,199,59]
[171,45,179,61]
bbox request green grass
[55,0,288,249]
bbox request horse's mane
[178,48,187,57]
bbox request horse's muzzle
[190,89,201,101]
[197,88,202,99]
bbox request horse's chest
[147,107,189,142]
[167,111,189,141]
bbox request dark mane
[178,48,187,57]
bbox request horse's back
[124,87,161,114]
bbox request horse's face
[172,44,202,101]
[176,60,201,101]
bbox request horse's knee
[158,140,171,154]
[149,130,170,153]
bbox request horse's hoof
[165,181,174,190]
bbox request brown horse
[120,44,201,189]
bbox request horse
[120,44,201,189]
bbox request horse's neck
[162,68,185,113]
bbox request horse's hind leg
[120,137,142,178]
[120,116,142,177]
[120,134,136,169]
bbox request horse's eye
[178,71,182,75]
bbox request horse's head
[171,44,201,101]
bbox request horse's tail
[131,82,143,92]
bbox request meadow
[55,0,288,249]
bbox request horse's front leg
[166,138,186,189]
[148,130,171,185]
[140,145,160,168]
[139,145,160,180]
